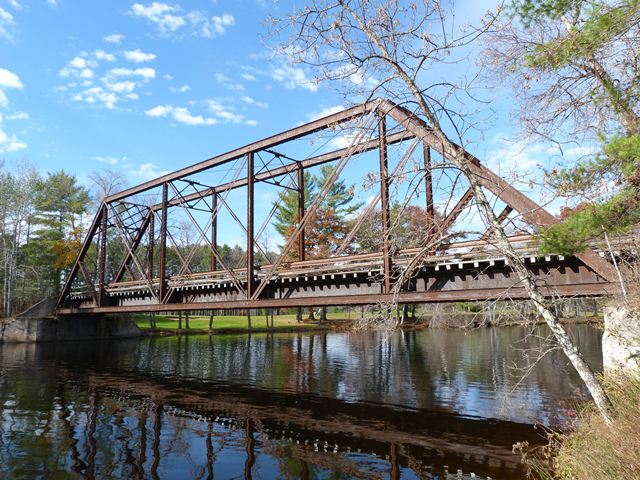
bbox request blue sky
[0,1,340,179]
[0,0,576,247]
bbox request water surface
[0,324,602,479]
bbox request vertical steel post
[147,210,155,279]
[297,167,305,262]
[211,193,218,272]
[247,153,255,299]
[379,115,392,294]
[159,183,168,303]
[97,204,107,306]
[423,144,435,237]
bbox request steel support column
[97,204,107,306]
[159,183,168,303]
[379,115,392,293]
[423,144,435,238]
[211,193,218,272]
[247,153,255,299]
[147,212,154,278]
[297,168,305,262]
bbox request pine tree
[29,171,91,293]
[273,166,362,259]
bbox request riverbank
[133,313,351,335]
[132,312,602,335]
[519,375,640,479]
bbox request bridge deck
[58,235,615,315]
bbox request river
[0,324,602,479]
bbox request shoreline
[133,313,602,337]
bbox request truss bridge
[56,99,618,315]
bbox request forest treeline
[0,161,441,317]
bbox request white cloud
[59,56,98,79]
[206,99,243,123]
[94,50,116,62]
[80,68,94,79]
[241,95,268,108]
[129,162,168,180]
[96,155,126,165]
[145,104,218,125]
[246,119,257,127]
[173,107,217,125]
[0,67,22,108]
[130,2,186,33]
[6,111,28,120]
[105,33,125,44]
[70,56,89,69]
[171,84,191,93]
[73,87,118,109]
[0,67,23,89]
[561,145,599,158]
[145,104,173,117]
[0,7,14,40]
[307,105,345,121]
[108,67,156,79]
[123,49,157,63]
[486,134,544,177]
[214,72,231,83]
[7,1,22,10]
[329,132,359,150]
[104,80,136,94]
[47,0,58,7]
[59,51,156,109]
[214,72,244,91]
[0,127,26,153]
[240,73,256,81]
[210,13,234,35]
[333,63,378,89]
[270,64,318,92]
[130,2,235,38]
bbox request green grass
[134,313,347,332]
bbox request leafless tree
[270,0,614,421]
[88,168,128,209]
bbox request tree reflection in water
[0,326,602,479]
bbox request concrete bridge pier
[0,298,143,343]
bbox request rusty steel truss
[56,99,618,315]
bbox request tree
[273,165,362,259]
[273,170,316,259]
[0,164,40,316]
[88,167,128,210]
[353,202,449,253]
[273,0,615,420]
[30,171,91,293]
[484,0,640,256]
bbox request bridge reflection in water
[0,327,602,479]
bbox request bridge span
[56,99,618,315]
